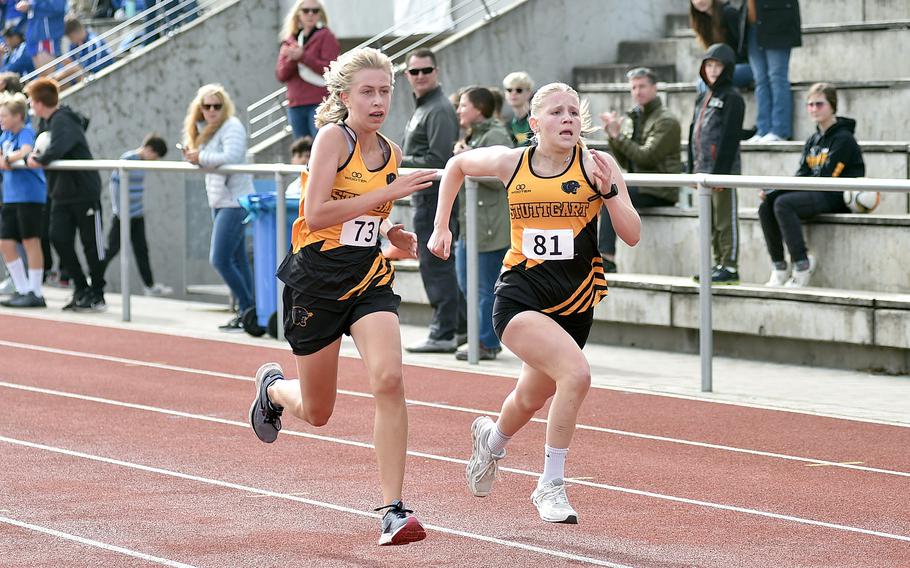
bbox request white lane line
[3,382,909,544]
[0,338,907,479]
[0,436,630,568]
[2,317,908,430]
[0,515,197,568]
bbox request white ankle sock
[28,269,44,298]
[486,423,511,456]
[539,445,568,486]
[5,258,30,294]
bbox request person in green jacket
[599,67,681,272]
[452,86,514,360]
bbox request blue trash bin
[240,191,300,335]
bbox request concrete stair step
[391,259,910,371]
[573,63,677,86]
[607,21,910,86]
[608,208,910,293]
[586,140,910,213]
[664,0,910,29]
[579,80,910,143]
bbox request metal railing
[23,0,231,86]
[247,0,508,147]
[26,160,910,391]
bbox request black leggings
[758,190,847,264]
[50,200,106,292]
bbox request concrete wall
[384,0,678,145]
[61,0,281,296]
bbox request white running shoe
[785,256,816,288]
[765,265,789,286]
[531,479,578,524]
[144,282,174,296]
[465,416,505,497]
[759,133,785,143]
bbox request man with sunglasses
[401,48,465,354]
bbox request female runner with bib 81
[429,82,641,524]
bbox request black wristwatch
[588,183,619,202]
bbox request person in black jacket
[758,83,864,288]
[690,0,753,93]
[688,43,745,285]
[25,77,106,311]
[746,0,802,142]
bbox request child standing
[0,93,46,307]
[102,134,173,296]
[688,43,745,284]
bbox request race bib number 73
[521,228,574,260]
[340,215,381,247]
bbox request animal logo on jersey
[386,173,397,185]
[561,180,580,195]
[291,306,314,328]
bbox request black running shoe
[1,292,46,308]
[249,363,284,443]
[375,500,427,546]
[74,289,107,312]
[63,288,88,311]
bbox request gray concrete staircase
[560,0,910,371]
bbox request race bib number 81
[522,228,574,260]
[340,215,381,247]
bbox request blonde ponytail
[313,47,393,128]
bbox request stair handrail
[247,0,508,148]
[22,0,230,84]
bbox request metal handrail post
[464,178,479,364]
[119,166,131,322]
[697,176,712,392]
[275,171,286,342]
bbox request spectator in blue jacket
[1,27,32,75]
[55,17,112,83]
[19,0,66,68]
[1,0,25,32]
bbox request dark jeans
[598,186,675,256]
[102,215,155,288]
[210,207,254,312]
[50,200,106,293]
[758,190,848,264]
[287,104,318,140]
[454,240,507,350]
[412,188,466,341]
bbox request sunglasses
[299,7,320,14]
[505,87,525,93]
[201,103,223,111]
[806,101,827,108]
[407,66,435,76]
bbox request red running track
[0,314,908,567]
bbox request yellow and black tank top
[495,144,607,315]
[277,125,398,300]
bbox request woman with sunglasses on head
[181,84,255,332]
[758,82,865,288]
[501,71,535,146]
[277,0,340,140]
[249,47,437,546]
[429,83,641,524]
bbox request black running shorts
[282,284,401,356]
[492,294,594,349]
[0,203,44,240]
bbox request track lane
[1,382,908,567]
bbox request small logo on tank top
[561,180,580,195]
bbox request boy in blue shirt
[0,92,47,307]
[101,133,172,296]
[55,17,112,84]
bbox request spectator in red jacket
[276,0,340,140]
